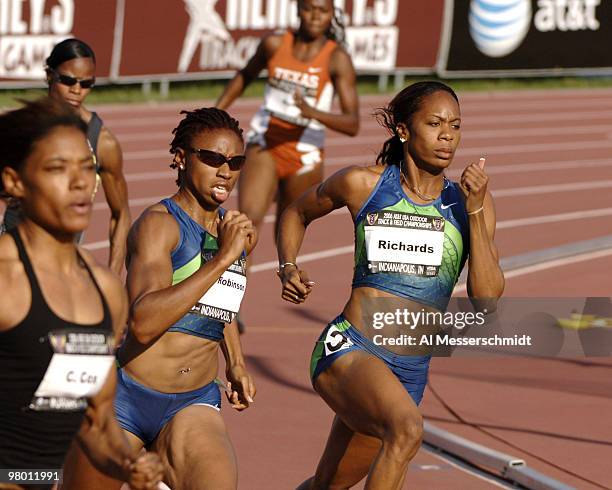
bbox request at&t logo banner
[441,0,611,76]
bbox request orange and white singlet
[247,31,337,179]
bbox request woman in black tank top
[0,98,162,490]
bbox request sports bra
[352,164,470,311]
[162,199,247,341]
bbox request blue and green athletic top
[352,164,469,311]
[162,199,247,342]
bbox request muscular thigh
[153,405,236,490]
[238,145,278,227]
[314,351,421,439]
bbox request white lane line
[263,206,612,227]
[95,180,612,220]
[120,136,612,161]
[85,206,612,263]
[107,108,612,134]
[115,120,612,145]
[452,248,612,293]
[93,195,166,211]
[123,155,612,179]
[125,171,174,182]
[492,180,612,197]
[497,207,612,229]
[455,139,612,157]
[249,245,354,273]
[423,447,513,489]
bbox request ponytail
[376,135,404,166]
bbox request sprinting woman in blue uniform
[113,108,256,490]
[277,81,504,489]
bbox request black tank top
[0,229,114,469]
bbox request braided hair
[374,81,459,167]
[169,107,244,187]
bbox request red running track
[22,88,612,488]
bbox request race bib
[191,255,247,323]
[364,211,445,277]
[324,325,354,356]
[29,329,115,412]
[264,80,316,127]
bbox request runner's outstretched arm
[277,167,366,303]
[215,35,280,110]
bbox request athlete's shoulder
[0,232,23,289]
[0,233,29,330]
[77,249,121,294]
[261,32,285,56]
[325,165,383,196]
[329,43,355,71]
[128,203,179,252]
[77,249,127,329]
[96,126,122,170]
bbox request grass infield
[1,75,612,107]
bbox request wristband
[467,206,484,216]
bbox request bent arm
[126,212,234,344]
[466,192,505,311]
[220,321,246,370]
[98,131,131,275]
[299,48,359,136]
[278,167,361,265]
[216,36,275,110]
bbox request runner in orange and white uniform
[249,29,338,179]
[216,0,359,235]
[217,0,359,333]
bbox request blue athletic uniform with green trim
[311,164,470,405]
[115,198,247,443]
[163,198,245,340]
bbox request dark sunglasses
[51,70,95,89]
[190,148,246,171]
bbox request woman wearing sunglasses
[216,0,359,330]
[76,108,257,490]
[0,97,164,490]
[1,38,130,275]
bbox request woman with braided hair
[217,0,359,321]
[76,107,258,490]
